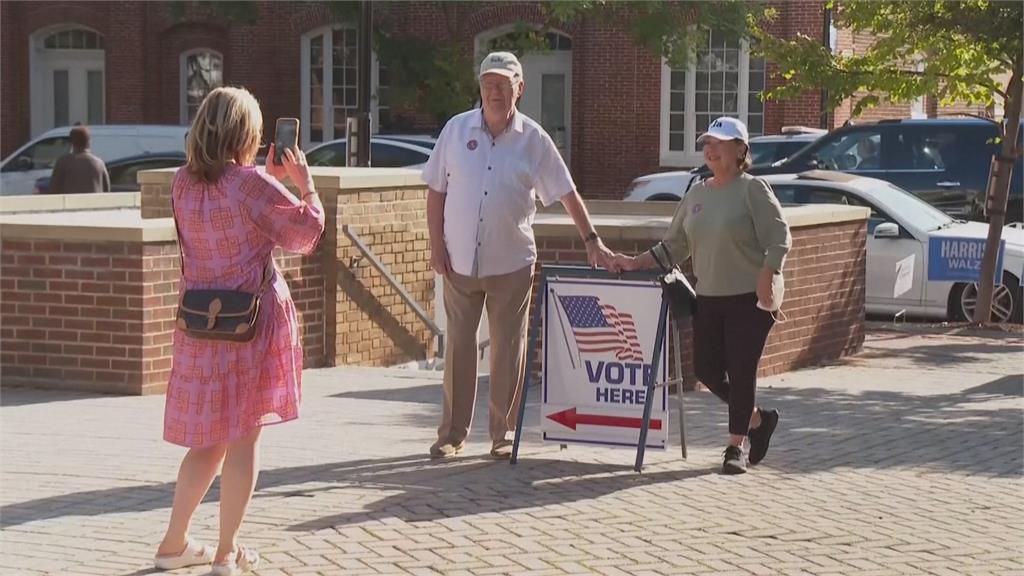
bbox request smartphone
[274,118,299,165]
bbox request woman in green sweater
[610,117,791,475]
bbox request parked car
[623,127,825,202]
[687,118,1024,221]
[760,170,1024,323]
[1,125,189,196]
[305,136,436,168]
[33,151,186,194]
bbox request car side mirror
[873,222,900,239]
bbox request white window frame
[179,48,223,125]
[300,25,381,149]
[660,38,761,167]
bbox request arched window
[180,49,224,124]
[43,28,104,50]
[30,25,106,133]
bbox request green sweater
[650,173,791,297]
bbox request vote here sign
[541,277,668,449]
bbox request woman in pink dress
[153,87,324,576]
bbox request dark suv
[690,119,1023,222]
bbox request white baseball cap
[479,51,523,81]
[697,117,749,144]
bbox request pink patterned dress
[164,164,325,448]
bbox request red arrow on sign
[546,407,662,431]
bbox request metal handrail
[342,225,444,356]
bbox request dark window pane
[53,70,69,127]
[87,70,103,124]
[671,70,685,91]
[670,92,684,112]
[669,133,684,151]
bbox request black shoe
[722,445,747,475]
[749,408,779,466]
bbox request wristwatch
[584,231,599,244]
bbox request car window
[2,137,71,172]
[893,131,949,170]
[840,194,889,234]
[306,142,346,167]
[776,140,813,162]
[370,142,430,167]
[750,142,779,165]
[769,184,848,206]
[109,159,184,188]
[813,131,882,171]
[770,184,798,204]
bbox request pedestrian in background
[154,87,324,575]
[422,51,613,460]
[47,125,110,194]
[609,117,790,475]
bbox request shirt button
[488,166,492,170]
[484,191,488,196]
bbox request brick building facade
[1,1,829,199]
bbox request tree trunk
[973,64,1022,324]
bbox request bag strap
[170,171,274,294]
[649,243,672,274]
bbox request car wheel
[949,272,1022,323]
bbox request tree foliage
[753,0,1022,117]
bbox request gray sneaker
[429,441,464,459]
[723,444,747,475]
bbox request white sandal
[153,539,214,570]
[210,546,260,576]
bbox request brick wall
[4,0,826,201]
[530,219,866,384]
[1,239,163,394]
[332,188,436,366]
[1,237,326,394]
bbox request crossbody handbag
[171,196,273,342]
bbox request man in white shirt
[422,51,612,459]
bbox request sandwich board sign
[511,265,672,471]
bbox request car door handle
[936,181,961,188]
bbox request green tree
[753,0,1022,324]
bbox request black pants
[693,293,775,436]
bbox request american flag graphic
[557,295,644,363]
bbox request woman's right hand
[606,254,636,274]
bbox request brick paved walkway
[2,326,1022,575]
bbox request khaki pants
[438,264,534,446]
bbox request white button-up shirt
[421,109,574,277]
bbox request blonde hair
[185,87,263,182]
[738,142,753,171]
